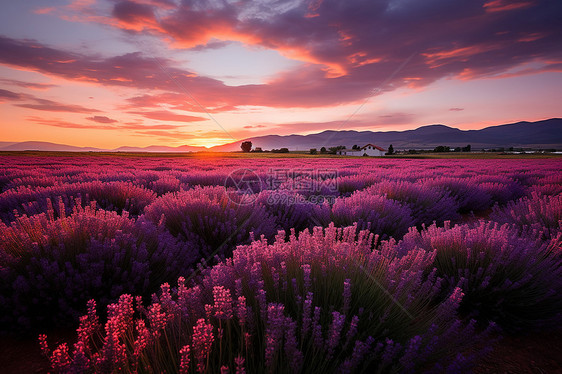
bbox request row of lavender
[37,221,562,373]
[0,155,561,372]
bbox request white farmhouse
[337,144,386,156]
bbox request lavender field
[1,154,561,373]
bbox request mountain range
[1,118,560,152]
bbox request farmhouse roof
[361,144,386,151]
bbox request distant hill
[0,141,102,152]
[1,118,560,152]
[211,118,562,151]
[0,142,206,153]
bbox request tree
[462,144,471,152]
[241,141,252,152]
[253,147,263,152]
[320,147,327,153]
[310,148,317,155]
[433,145,450,153]
[329,146,346,154]
[386,144,394,155]
[352,144,359,150]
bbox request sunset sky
[0,0,561,148]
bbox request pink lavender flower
[235,355,246,374]
[192,318,215,373]
[38,334,49,357]
[76,299,100,346]
[213,285,234,320]
[236,296,247,327]
[133,319,151,359]
[49,343,71,372]
[70,341,91,372]
[179,344,191,374]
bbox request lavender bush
[365,180,460,226]
[143,186,278,259]
[255,189,331,235]
[489,192,562,239]
[39,225,488,373]
[326,191,415,240]
[0,181,156,222]
[421,177,493,214]
[398,221,562,331]
[0,155,558,370]
[0,202,198,332]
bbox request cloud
[28,115,186,132]
[0,87,101,114]
[0,88,23,101]
[377,112,416,125]
[267,119,376,134]
[15,98,100,113]
[0,78,56,90]
[86,115,118,124]
[112,0,160,31]
[27,116,108,129]
[133,129,230,141]
[449,107,464,111]
[483,0,533,13]
[2,0,562,113]
[128,110,208,122]
[97,0,562,85]
[124,93,237,113]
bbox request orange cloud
[423,44,504,67]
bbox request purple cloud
[2,0,561,112]
[0,78,56,90]
[0,88,22,101]
[15,98,100,113]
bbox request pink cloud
[27,116,108,129]
[28,115,186,133]
[86,115,118,124]
[128,110,207,123]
